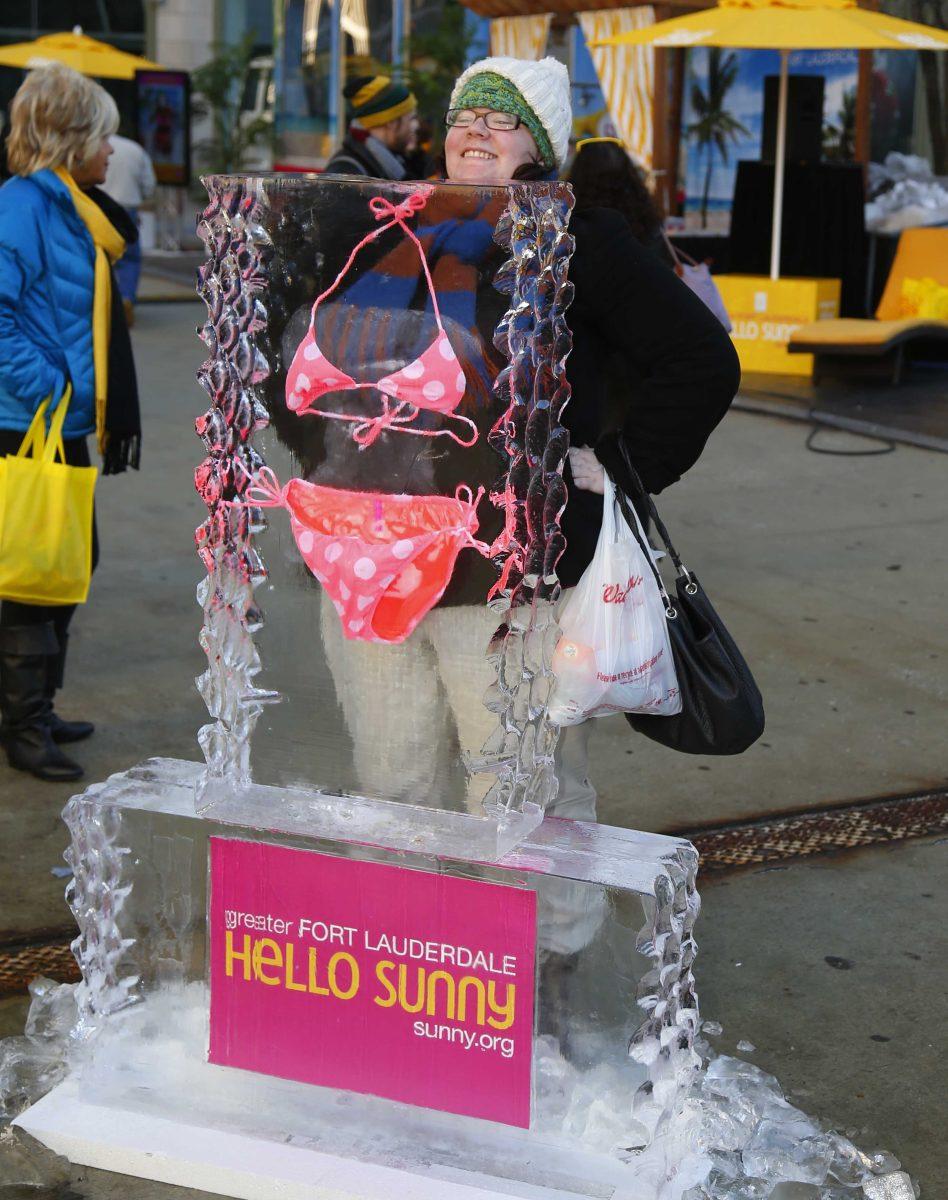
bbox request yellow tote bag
[0,386,98,605]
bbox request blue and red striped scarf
[313,191,507,410]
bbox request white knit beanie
[450,56,573,170]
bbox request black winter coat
[324,131,405,180]
[556,207,740,586]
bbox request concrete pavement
[0,296,945,1196]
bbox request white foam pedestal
[19,1080,604,1200]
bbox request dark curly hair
[566,140,663,247]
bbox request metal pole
[769,49,789,281]
[391,0,407,67]
[144,0,159,62]
[329,0,344,149]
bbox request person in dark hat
[324,75,419,180]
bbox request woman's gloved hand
[567,445,605,494]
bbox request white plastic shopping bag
[547,472,681,726]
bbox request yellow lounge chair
[788,227,948,383]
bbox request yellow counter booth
[716,275,841,377]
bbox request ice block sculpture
[477,183,575,818]
[194,181,273,801]
[193,176,576,842]
[54,759,704,1199]
[6,766,914,1199]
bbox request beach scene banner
[681,48,860,232]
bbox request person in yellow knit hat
[0,63,141,782]
[325,75,419,180]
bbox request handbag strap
[43,384,72,463]
[17,386,72,464]
[615,438,694,574]
[611,483,679,620]
[16,399,51,460]
[660,226,699,270]
[605,440,699,609]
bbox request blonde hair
[6,63,119,177]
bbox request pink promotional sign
[208,838,537,1127]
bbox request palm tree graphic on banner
[687,48,750,228]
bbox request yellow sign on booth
[716,275,841,376]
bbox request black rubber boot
[537,950,581,1062]
[0,624,83,782]
[45,631,94,744]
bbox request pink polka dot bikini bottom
[247,469,490,644]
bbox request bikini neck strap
[309,187,445,330]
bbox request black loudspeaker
[761,74,825,164]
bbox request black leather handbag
[608,456,765,756]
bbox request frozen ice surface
[862,1174,916,1200]
[0,979,77,1119]
[679,1051,918,1200]
[703,1022,724,1037]
[0,1125,71,1191]
[23,978,76,1044]
[195,771,543,860]
[70,980,674,1194]
[52,758,702,1198]
[742,1118,833,1185]
[194,176,577,830]
[736,1041,756,1053]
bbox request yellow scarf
[54,167,125,455]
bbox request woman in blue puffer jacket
[0,64,141,781]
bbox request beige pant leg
[425,601,502,816]
[535,719,606,954]
[319,591,451,806]
[426,593,602,823]
[548,722,598,822]
[539,589,605,953]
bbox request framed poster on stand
[135,69,191,187]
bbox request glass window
[37,0,105,33]
[277,0,468,167]
[246,0,274,45]
[102,0,145,34]
[342,0,392,67]
[276,0,335,166]
[1,1,34,32]
[241,67,262,114]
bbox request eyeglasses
[445,109,523,132]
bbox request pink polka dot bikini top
[285,190,477,448]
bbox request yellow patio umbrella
[593,0,948,279]
[0,26,163,80]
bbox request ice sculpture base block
[18,1081,557,1200]
[195,772,544,861]
[56,759,704,1200]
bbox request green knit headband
[452,72,554,167]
